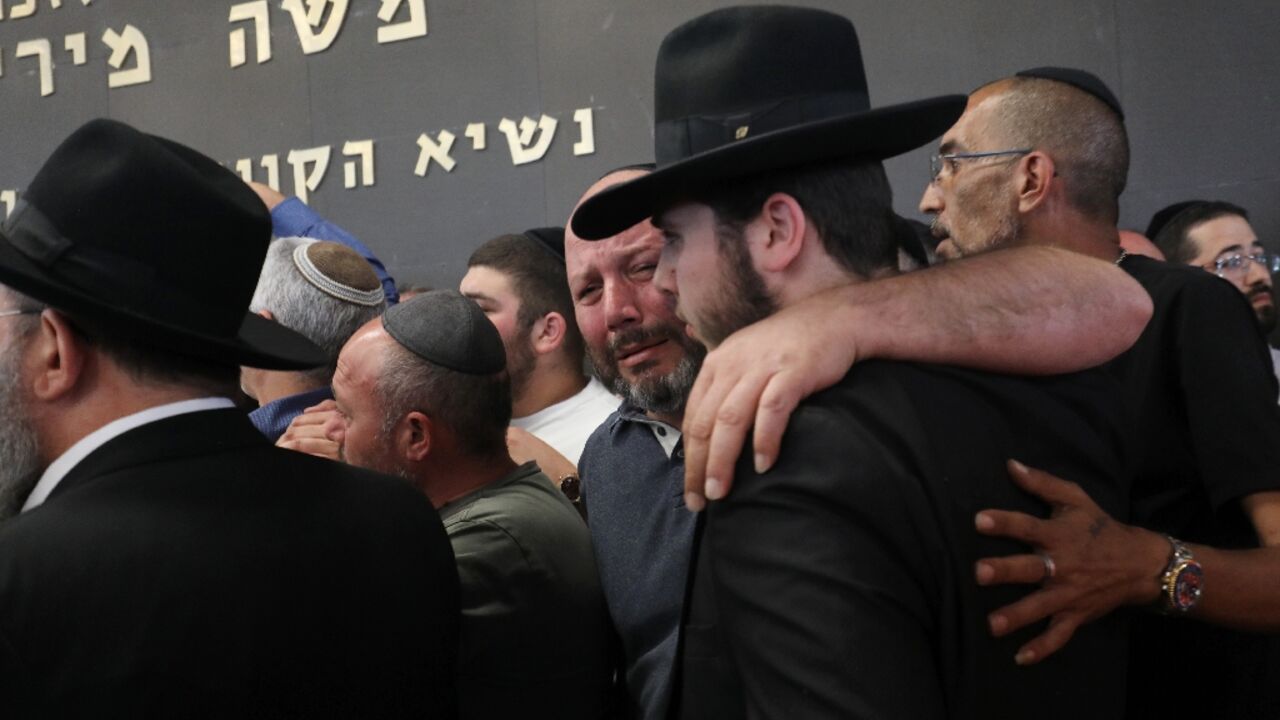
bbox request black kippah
[524,226,566,261]
[1015,66,1124,120]
[381,290,506,375]
[1145,200,1205,241]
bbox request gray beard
[604,350,703,416]
[0,343,40,521]
[588,320,707,418]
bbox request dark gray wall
[0,1,1276,289]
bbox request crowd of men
[0,4,1275,719]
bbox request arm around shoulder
[847,246,1152,374]
[681,245,1151,509]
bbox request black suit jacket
[676,361,1131,720]
[0,409,459,718]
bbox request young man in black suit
[0,119,459,716]
[572,7,1133,718]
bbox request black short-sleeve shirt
[1111,255,1280,545]
[1111,254,1280,719]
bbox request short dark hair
[376,340,511,457]
[467,233,584,360]
[985,76,1130,225]
[1151,201,1250,265]
[693,158,898,278]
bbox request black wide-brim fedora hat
[0,118,324,369]
[572,5,967,240]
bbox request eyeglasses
[0,308,38,319]
[1204,252,1280,279]
[929,148,1033,183]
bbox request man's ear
[755,192,808,273]
[402,410,433,462]
[257,309,275,322]
[529,312,567,356]
[1016,151,1056,214]
[30,309,88,403]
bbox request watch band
[1159,535,1204,614]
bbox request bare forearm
[679,249,1151,508]
[843,246,1152,374]
[1107,522,1280,631]
[1182,543,1280,631]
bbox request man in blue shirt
[248,181,399,304]
[243,237,386,440]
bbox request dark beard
[1248,286,1278,334]
[695,226,777,348]
[1257,306,1277,335]
[506,335,538,411]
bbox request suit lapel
[50,409,269,502]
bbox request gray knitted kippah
[292,241,384,306]
[381,290,506,374]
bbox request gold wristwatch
[1159,535,1204,614]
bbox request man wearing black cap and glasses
[670,60,1280,718]
[573,7,1135,718]
[0,119,459,715]
[1147,200,1280,382]
[923,71,1280,719]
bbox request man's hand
[506,426,576,484]
[277,399,345,461]
[682,285,858,511]
[247,180,287,211]
[974,460,1167,665]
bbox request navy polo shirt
[579,400,694,720]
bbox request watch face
[559,476,581,503]
[1173,563,1205,611]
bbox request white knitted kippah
[291,242,385,307]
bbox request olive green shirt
[440,461,611,720]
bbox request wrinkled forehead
[566,221,663,280]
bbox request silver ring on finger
[1038,551,1056,583]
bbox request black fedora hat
[0,119,324,369]
[571,5,967,240]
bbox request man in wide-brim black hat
[574,6,1137,718]
[0,118,460,715]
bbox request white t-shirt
[1271,347,1280,398]
[511,378,620,465]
